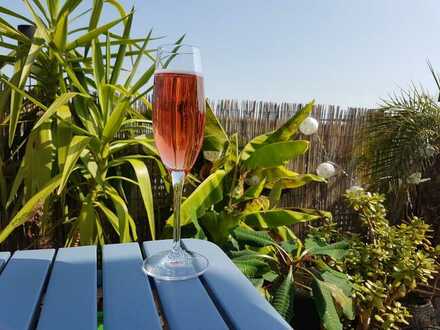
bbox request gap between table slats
[142,241,229,330]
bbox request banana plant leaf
[242,209,321,228]
[232,257,271,278]
[240,101,314,164]
[312,278,343,330]
[304,237,350,261]
[242,140,309,169]
[203,101,229,152]
[166,170,226,227]
[199,211,239,246]
[231,226,276,247]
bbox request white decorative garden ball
[316,162,336,179]
[299,117,319,135]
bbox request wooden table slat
[185,239,292,330]
[0,251,11,273]
[0,249,55,330]
[143,241,228,330]
[37,246,97,330]
[102,243,162,330]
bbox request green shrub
[312,189,439,330]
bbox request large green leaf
[267,174,326,189]
[58,136,91,194]
[304,238,349,261]
[239,101,314,164]
[242,209,321,228]
[318,265,354,320]
[199,211,239,246]
[166,170,226,227]
[203,101,228,152]
[312,278,343,330]
[125,159,155,239]
[0,175,61,243]
[231,227,275,247]
[272,267,294,323]
[242,141,309,169]
[233,258,270,278]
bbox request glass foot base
[142,247,209,281]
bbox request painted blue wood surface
[143,241,228,330]
[37,246,97,330]
[184,239,292,330]
[0,249,55,330]
[102,243,161,330]
[0,251,10,272]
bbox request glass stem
[171,170,185,251]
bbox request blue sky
[5,0,440,107]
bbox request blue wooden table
[0,239,291,330]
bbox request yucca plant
[0,0,179,246]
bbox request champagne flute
[142,44,208,280]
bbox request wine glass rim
[157,43,200,55]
